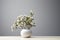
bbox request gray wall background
[0,0,60,36]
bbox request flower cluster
[11,10,35,31]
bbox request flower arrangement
[11,10,35,31]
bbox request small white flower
[18,24,20,27]
[17,23,19,25]
[12,24,16,27]
[30,10,33,13]
[11,25,17,31]
[11,26,14,32]
[17,16,20,18]
[20,16,24,20]
[21,22,23,25]
[31,17,33,18]
[17,20,20,22]
[30,22,33,25]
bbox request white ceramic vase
[20,29,32,38]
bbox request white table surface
[0,36,60,40]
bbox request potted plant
[11,10,35,38]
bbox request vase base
[21,36,31,38]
